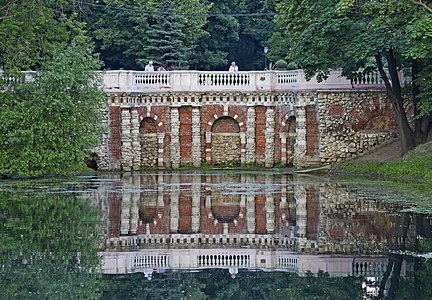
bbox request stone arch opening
[84,152,99,170]
[284,116,296,165]
[211,117,241,165]
[140,117,158,168]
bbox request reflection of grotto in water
[102,172,420,253]
[1,171,432,299]
[92,172,432,299]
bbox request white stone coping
[101,69,409,94]
[1,70,409,94]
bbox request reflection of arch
[140,118,158,168]
[138,175,159,224]
[138,203,157,224]
[138,192,158,224]
[211,194,241,223]
[211,117,241,165]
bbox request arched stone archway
[286,116,296,165]
[211,117,241,165]
[140,117,158,168]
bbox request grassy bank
[337,141,432,182]
[333,141,432,213]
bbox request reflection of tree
[101,269,363,299]
[0,184,103,299]
[375,213,432,299]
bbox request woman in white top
[145,61,155,72]
[229,61,238,71]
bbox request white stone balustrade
[101,69,409,93]
[1,70,409,92]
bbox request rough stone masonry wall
[211,134,241,165]
[314,91,397,164]
[140,134,158,167]
[95,90,398,171]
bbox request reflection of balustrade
[198,254,250,268]
[277,255,298,271]
[134,255,169,268]
[102,249,400,279]
[352,259,388,277]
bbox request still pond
[1,171,431,299]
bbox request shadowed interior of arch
[282,116,296,166]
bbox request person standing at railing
[145,61,155,72]
[229,61,238,71]
[157,66,166,71]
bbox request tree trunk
[375,51,415,154]
[387,255,403,299]
[412,60,431,144]
[377,259,394,299]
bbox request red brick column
[305,105,319,157]
[108,106,122,169]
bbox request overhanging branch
[410,0,432,13]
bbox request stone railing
[101,69,409,93]
[1,70,409,93]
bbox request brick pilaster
[245,106,256,164]
[170,107,180,169]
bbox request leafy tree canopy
[272,0,432,153]
[0,36,104,177]
[0,0,84,71]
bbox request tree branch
[0,0,18,21]
[410,0,432,13]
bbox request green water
[1,171,431,299]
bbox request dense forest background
[78,0,280,71]
[1,0,432,176]
[0,0,284,71]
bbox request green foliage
[286,61,298,70]
[0,0,83,71]
[341,141,432,182]
[274,59,288,70]
[84,0,277,70]
[0,180,103,299]
[231,0,277,70]
[407,11,432,117]
[272,0,432,150]
[102,269,363,299]
[87,0,210,70]
[192,0,241,70]
[143,0,190,69]
[0,38,104,177]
